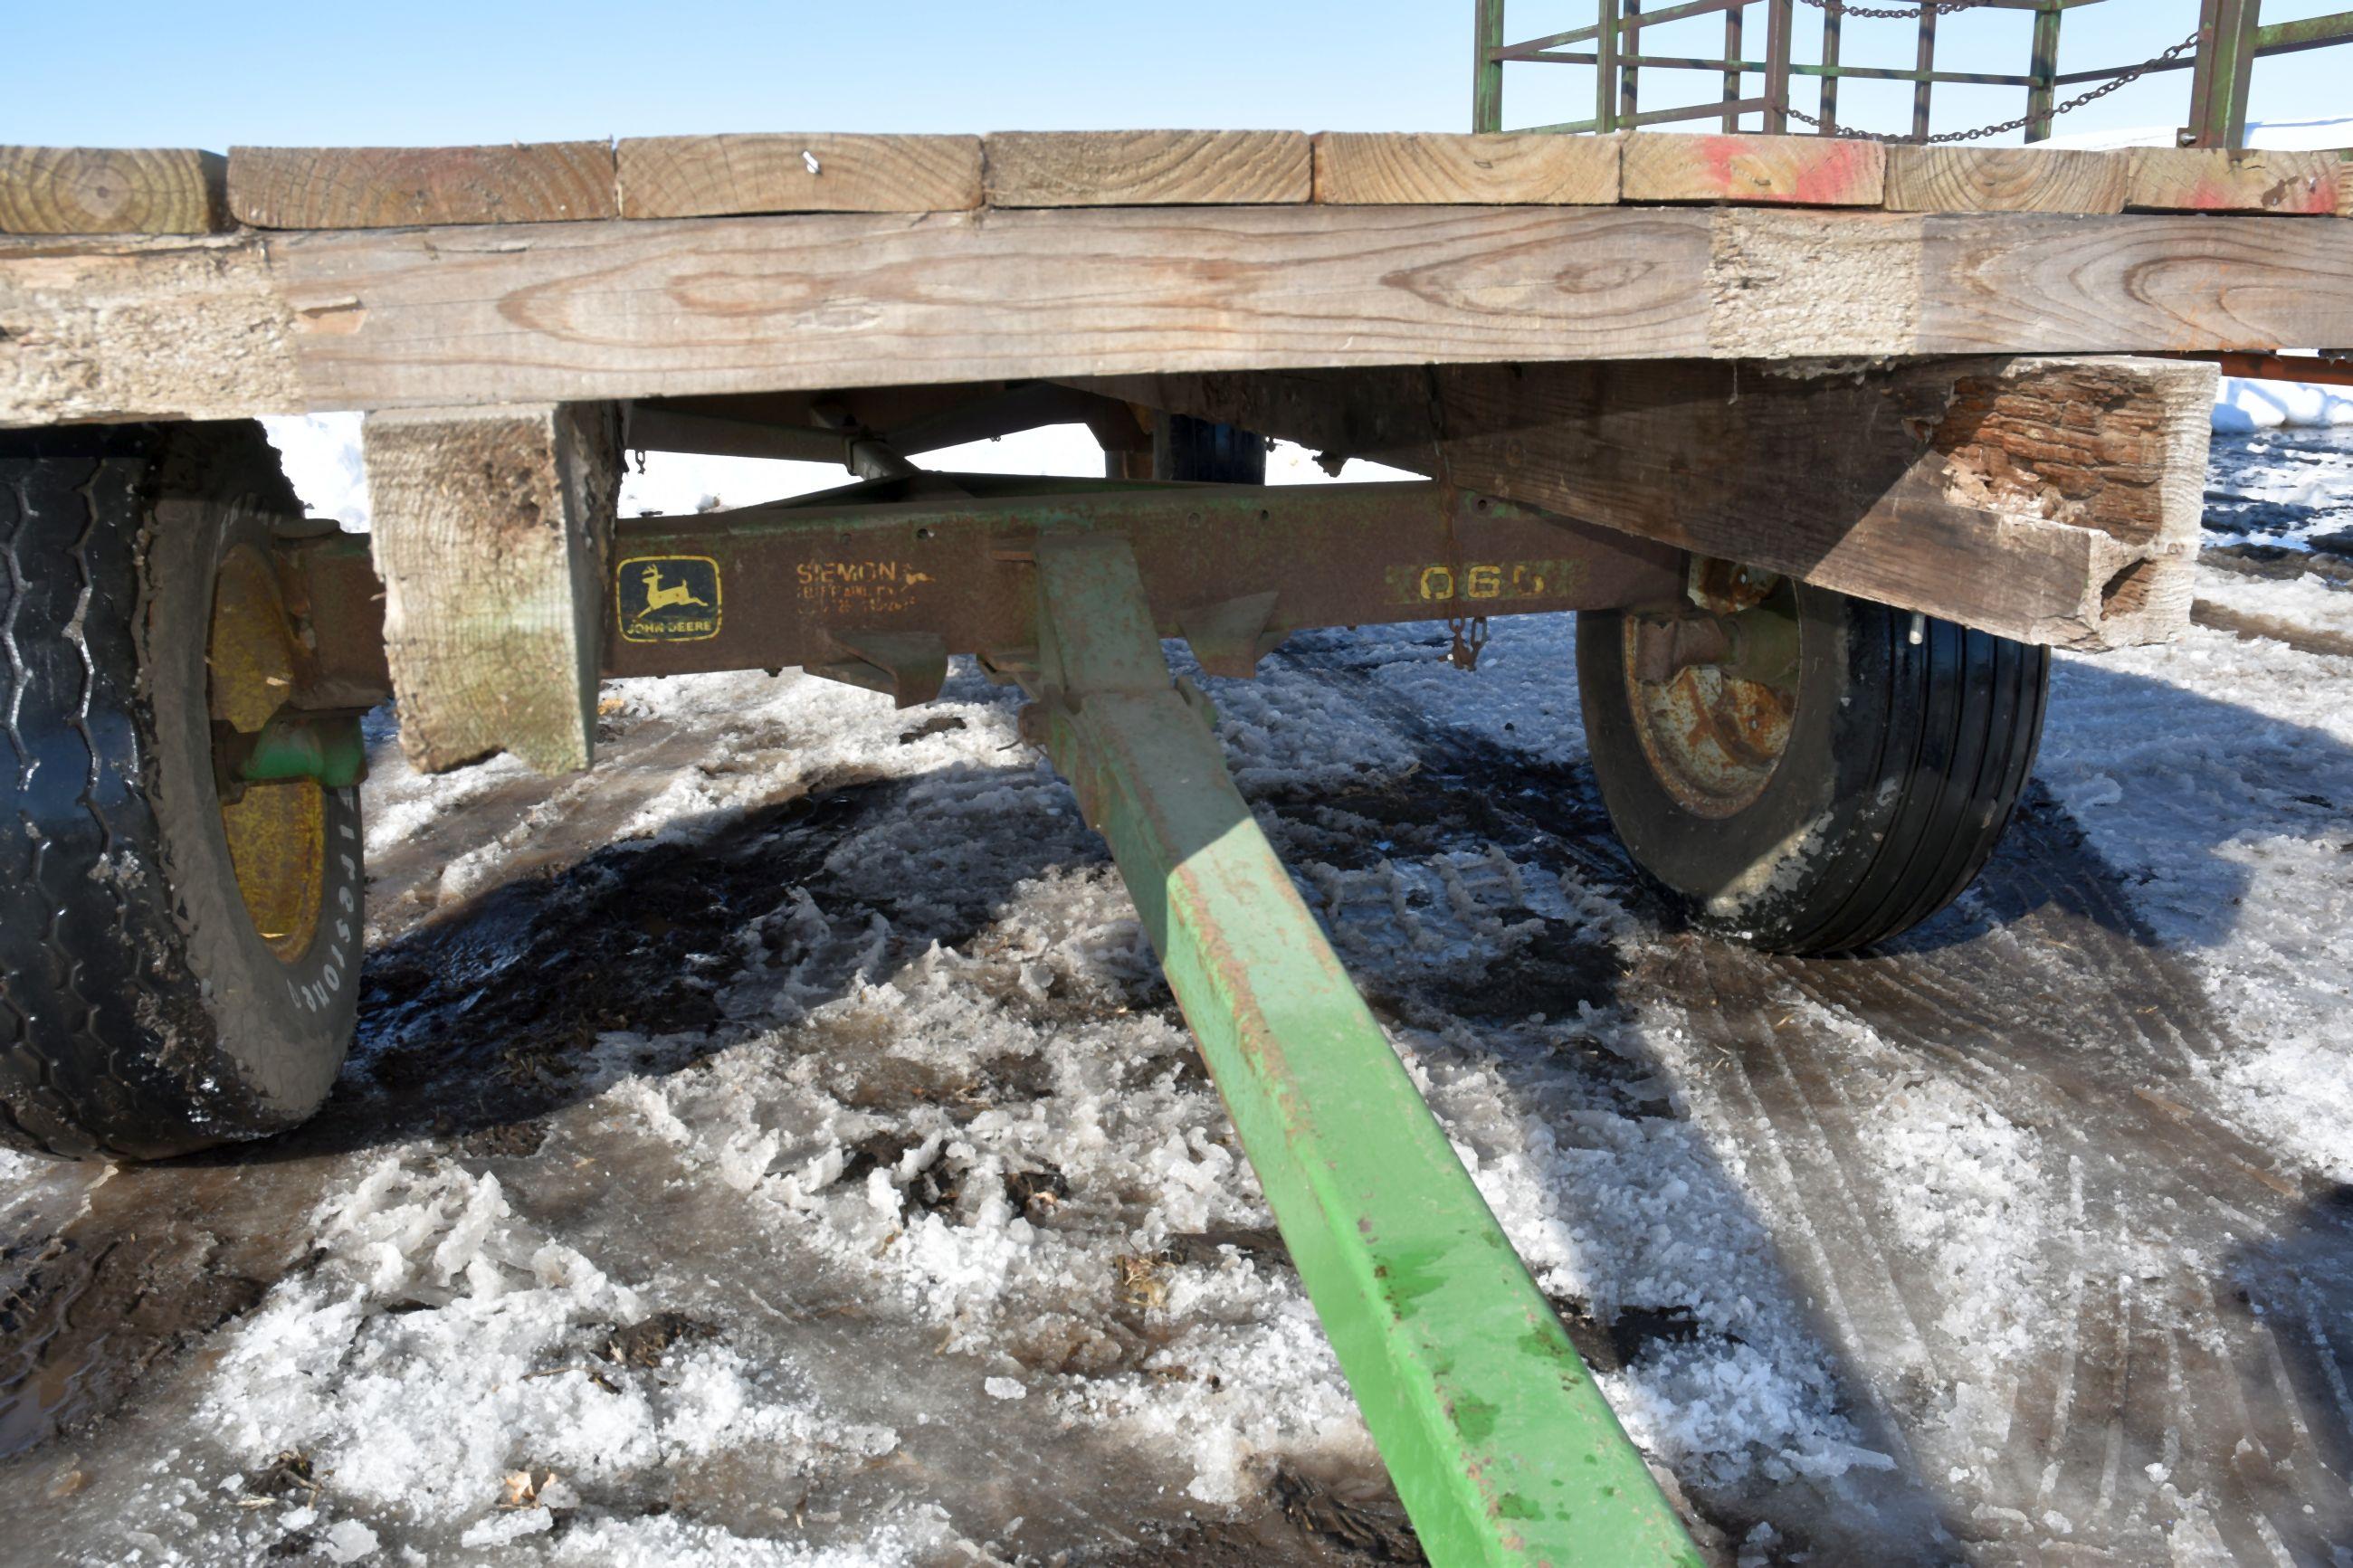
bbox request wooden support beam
[983,131,1311,206]
[1882,146,2128,214]
[1313,132,1621,204]
[229,143,618,228]
[1073,356,2213,651]
[5,206,2348,426]
[0,147,227,234]
[363,402,620,774]
[1621,132,1885,205]
[616,134,981,217]
[2123,147,2340,214]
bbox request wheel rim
[1621,581,1800,821]
[209,545,328,963]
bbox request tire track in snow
[1267,633,2353,1564]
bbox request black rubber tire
[1577,581,2050,955]
[0,422,362,1160]
[1156,414,1266,484]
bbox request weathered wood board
[0,147,227,234]
[364,401,620,774]
[2123,147,2340,214]
[4,204,2344,427]
[1075,355,2213,651]
[0,234,306,423]
[8,131,2346,239]
[617,134,982,217]
[1621,132,1885,205]
[1882,147,2128,214]
[229,143,619,228]
[1314,132,1621,204]
[983,131,1311,205]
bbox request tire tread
[1799,614,2050,954]
[0,423,354,1161]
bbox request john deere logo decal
[617,556,721,642]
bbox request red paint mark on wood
[1623,132,1883,205]
[1792,140,1883,206]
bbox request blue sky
[2,2,2342,147]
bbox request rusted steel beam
[625,384,1147,466]
[597,476,1682,684]
[274,529,392,711]
[281,477,1683,709]
[2187,349,2353,386]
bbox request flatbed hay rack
[2,4,2351,1562]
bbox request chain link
[1780,30,2200,145]
[1796,0,2004,17]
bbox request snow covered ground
[0,424,2348,1566]
[2044,114,2353,152]
[2215,375,2353,433]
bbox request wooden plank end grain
[2123,147,2340,214]
[984,130,1311,207]
[364,401,620,774]
[0,233,304,426]
[617,133,981,217]
[1313,132,1621,205]
[1882,146,2128,214]
[0,147,228,234]
[1622,131,1885,206]
[229,142,619,228]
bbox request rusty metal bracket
[1018,532,1700,1568]
[1176,588,1284,678]
[810,629,949,708]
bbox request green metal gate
[1473,0,2353,148]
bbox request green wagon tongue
[1018,531,1703,1568]
[236,711,368,791]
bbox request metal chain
[1796,0,2002,16]
[1780,30,2201,145]
[1449,614,1491,671]
[1420,365,1489,673]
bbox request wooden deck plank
[1313,132,1620,204]
[0,147,227,234]
[616,134,981,217]
[228,142,619,228]
[1079,356,2211,650]
[1621,131,1885,205]
[5,205,2348,427]
[2123,147,2339,214]
[1882,146,2128,214]
[983,130,1310,206]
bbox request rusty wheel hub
[209,545,329,963]
[1623,575,1800,820]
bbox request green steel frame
[1472,0,2353,147]
[1021,532,1705,1566]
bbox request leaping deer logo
[639,564,710,613]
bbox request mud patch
[1096,1464,1424,1565]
